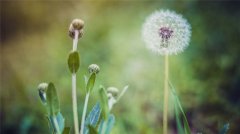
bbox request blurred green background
[1,1,240,134]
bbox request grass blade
[169,81,191,134]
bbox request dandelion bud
[88,64,100,74]
[69,19,84,39]
[107,93,117,111]
[107,87,119,97]
[72,19,84,30]
[37,83,48,105]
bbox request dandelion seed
[142,10,191,55]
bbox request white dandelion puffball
[142,10,191,55]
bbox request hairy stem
[80,92,90,134]
[163,54,169,134]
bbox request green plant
[37,19,128,134]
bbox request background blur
[1,1,240,134]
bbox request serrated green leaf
[84,102,101,134]
[63,127,71,134]
[86,73,96,92]
[169,81,191,134]
[88,125,98,134]
[99,86,109,120]
[68,51,80,73]
[219,123,229,134]
[46,83,60,116]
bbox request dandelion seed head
[142,10,191,55]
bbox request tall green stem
[163,54,169,134]
[72,30,79,134]
[80,92,90,134]
[72,73,79,134]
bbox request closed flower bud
[37,83,48,105]
[107,87,119,97]
[69,19,84,39]
[72,19,84,30]
[88,64,100,74]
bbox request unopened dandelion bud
[88,64,100,74]
[107,87,119,97]
[69,19,84,39]
[107,93,113,100]
[37,83,48,105]
[72,19,84,30]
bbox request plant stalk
[72,30,80,134]
[72,73,79,134]
[53,116,61,134]
[163,54,169,134]
[101,121,107,134]
[80,92,90,134]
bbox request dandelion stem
[72,30,80,134]
[73,30,79,51]
[72,73,79,134]
[163,54,169,134]
[80,92,90,134]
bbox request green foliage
[46,83,60,116]
[68,51,80,73]
[63,127,70,134]
[38,82,65,134]
[174,103,184,134]
[104,114,115,134]
[48,112,65,134]
[169,81,191,134]
[86,73,96,92]
[98,114,115,134]
[88,125,98,134]
[84,102,101,134]
[99,86,109,120]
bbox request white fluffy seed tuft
[142,10,191,55]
